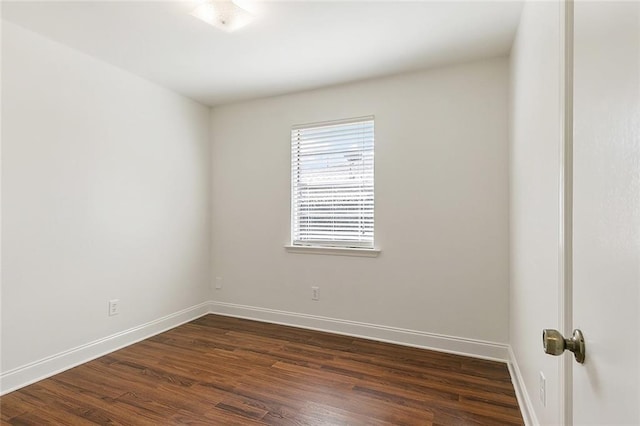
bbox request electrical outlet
[539,371,546,406]
[311,286,319,301]
[215,276,223,290]
[108,299,120,316]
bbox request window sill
[284,245,381,257]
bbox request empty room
[1,0,638,424]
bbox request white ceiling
[2,1,523,106]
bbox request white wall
[1,21,211,381]
[509,2,563,424]
[210,58,510,347]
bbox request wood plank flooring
[1,315,524,425]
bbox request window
[291,116,374,249]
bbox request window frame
[288,116,378,256]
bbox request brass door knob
[542,329,586,364]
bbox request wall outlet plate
[108,299,120,316]
[311,286,319,301]
[539,371,546,406]
[215,276,223,289]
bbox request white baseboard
[0,302,211,396]
[1,300,515,402]
[208,301,510,362]
[508,345,539,426]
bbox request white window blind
[291,116,374,248]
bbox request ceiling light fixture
[191,0,255,33]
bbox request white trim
[291,115,375,131]
[0,302,210,396]
[208,301,509,362]
[2,300,517,402]
[284,245,380,257]
[559,1,574,424]
[508,346,540,426]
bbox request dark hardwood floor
[1,315,524,425]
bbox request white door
[572,1,639,424]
